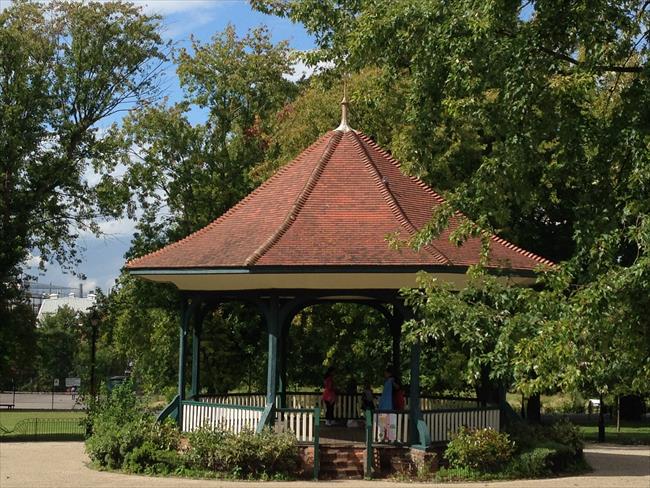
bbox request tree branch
[539,47,644,73]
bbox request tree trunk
[526,393,541,424]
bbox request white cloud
[1,1,229,39]
[285,57,335,82]
[24,252,42,268]
[132,0,230,16]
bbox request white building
[36,292,96,321]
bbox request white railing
[200,394,267,408]
[422,407,500,442]
[198,393,480,420]
[274,408,316,442]
[418,398,477,410]
[373,411,410,444]
[181,401,263,433]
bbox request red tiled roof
[126,129,553,272]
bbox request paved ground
[0,392,84,410]
[0,441,648,487]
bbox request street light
[89,310,100,399]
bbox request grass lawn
[580,422,650,445]
[0,410,86,440]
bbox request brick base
[298,444,442,479]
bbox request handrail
[157,394,179,422]
[182,400,265,411]
[421,405,499,414]
[201,391,477,401]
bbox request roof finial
[335,81,351,132]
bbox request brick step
[319,469,364,479]
[321,460,364,468]
[320,455,364,462]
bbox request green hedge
[442,421,585,480]
[85,382,299,479]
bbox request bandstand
[126,97,552,477]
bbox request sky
[12,0,316,294]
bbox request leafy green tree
[103,26,298,396]
[0,302,36,387]
[36,305,82,387]
[0,0,166,306]
[254,0,650,405]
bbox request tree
[253,0,650,406]
[36,306,82,388]
[0,0,166,306]
[102,26,299,395]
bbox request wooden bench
[0,403,15,409]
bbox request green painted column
[389,315,402,379]
[177,300,192,427]
[190,308,205,399]
[265,298,279,407]
[258,297,280,431]
[408,340,426,446]
[278,321,289,408]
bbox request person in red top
[322,367,336,426]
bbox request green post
[190,310,204,399]
[313,405,320,480]
[177,300,192,427]
[389,315,402,379]
[364,409,373,478]
[409,340,426,447]
[258,297,280,430]
[278,322,289,408]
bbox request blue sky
[18,0,316,293]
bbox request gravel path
[0,441,648,488]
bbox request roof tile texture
[127,130,553,271]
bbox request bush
[506,447,555,477]
[545,419,583,455]
[186,427,226,471]
[123,441,183,474]
[85,381,180,470]
[445,427,515,472]
[186,427,299,478]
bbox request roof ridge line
[349,131,451,265]
[356,133,555,268]
[245,131,343,266]
[127,133,333,269]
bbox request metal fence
[3,418,85,438]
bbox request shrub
[186,427,299,478]
[186,427,226,471]
[85,381,180,470]
[545,419,583,455]
[123,441,183,474]
[506,447,555,477]
[445,427,515,472]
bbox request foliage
[545,419,583,455]
[253,0,650,406]
[123,441,184,475]
[186,426,299,479]
[34,306,82,388]
[85,380,180,469]
[0,302,36,387]
[0,0,166,303]
[506,419,583,456]
[505,446,559,478]
[444,427,515,472]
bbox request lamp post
[89,311,99,399]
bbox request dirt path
[0,441,648,488]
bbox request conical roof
[127,127,552,291]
